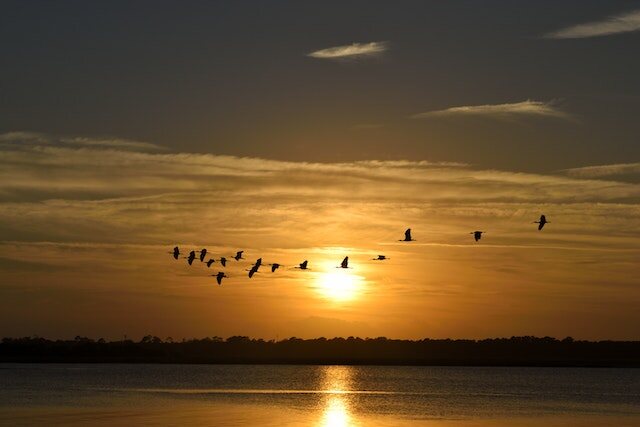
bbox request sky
[0,1,639,341]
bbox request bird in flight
[372,255,388,260]
[297,260,309,270]
[213,272,227,285]
[234,251,244,261]
[470,231,484,242]
[338,256,349,269]
[270,263,281,272]
[170,246,180,260]
[187,250,196,265]
[199,249,207,262]
[220,257,227,267]
[400,228,415,241]
[534,215,548,231]
[206,259,215,268]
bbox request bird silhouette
[170,246,180,260]
[270,263,281,272]
[199,249,207,262]
[534,215,549,231]
[338,256,349,269]
[297,260,309,270]
[234,251,244,261]
[372,255,388,260]
[400,228,415,241]
[206,259,215,268]
[220,257,227,267]
[470,231,484,242]
[212,272,227,285]
[187,250,196,265]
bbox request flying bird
[270,263,281,272]
[372,255,388,260]
[470,231,484,242]
[338,256,349,269]
[212,272,227,285]
[534,215,549,231]
[220,257,227,267]
[234,251,244,261]
[170,246,180,260]
[400,228,415,241]
[199,249,207,262]
[297,260,309,270]
[206,259,215,268]
[187,250,196,265]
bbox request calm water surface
[1,364,639,426]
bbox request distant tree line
[1,336,638,367]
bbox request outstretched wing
[405,228,412,241]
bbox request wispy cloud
[562,162,640,178]
[545,8,640,39]
[0,131,164,152]
[411,100,571,120]
[307,42,388,59]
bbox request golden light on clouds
[0,132,639,340]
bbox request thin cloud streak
[308,42,388,59]
[562,162,640,178]
[545,9,640,39]
[411,101,571,120]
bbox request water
[1,364,639,426]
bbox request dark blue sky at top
[1,0,639,171]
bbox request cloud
[307,41,388,59]
[411,100,571,120]
[545,8,640,39]
[562,162,640,178]
[0,131,164,152]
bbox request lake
[1,364,639,426]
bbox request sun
[315,268,364,302]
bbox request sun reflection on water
[318,366,357,427]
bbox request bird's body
[172,246,180,260]
[400,228,415,241]
[270,263,280,272]
[206,259,215,268]
[470,231,484,242]
[373,255,387,260]
[187,250,196,265]
[213,272,227,285]
[220,257,227,267]
[298,260,309,270]
[534,215,548,231]
[199,249,207,262]
[339,256,349,269]
[234,251,244,261]
[248,265,258,278]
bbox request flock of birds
[170,215,550,285]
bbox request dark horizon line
[3,335,639,367]
[3,335,639,344]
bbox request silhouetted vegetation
[1,336,638,367]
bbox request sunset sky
[1,1,639,341]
